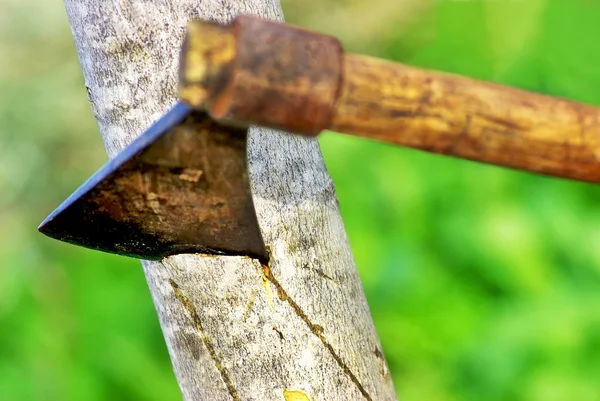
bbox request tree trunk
[63,1,397,400]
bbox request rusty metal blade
[39,102,268,263]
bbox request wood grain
[63,1,396,400]
[333,55,600,182]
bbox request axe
[39,16,600,262]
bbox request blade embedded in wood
[39,103,268,263]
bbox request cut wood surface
[63,1,397,400]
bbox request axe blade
[38,102,268,263]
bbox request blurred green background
[2,0,600,400]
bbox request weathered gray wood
[63,1,397,400]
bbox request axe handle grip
[180,16,600,184]
[332,54,600,183]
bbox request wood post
[63,1,397,400]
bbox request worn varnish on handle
[180,16,600,183]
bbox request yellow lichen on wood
[256,263,276,312]
[283,389,311,401]
[331,54,600,183]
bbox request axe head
[38,102,268,263]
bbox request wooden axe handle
[180,16,600,183]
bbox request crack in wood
[302,263,337,283]
[260,264,373,401]
[257,262,277,311]
[312,268,336,283]
[272,326,285,341]
[162,258,184,280]
[169,279,241,401]
[242,289,258,322]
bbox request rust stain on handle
[180,16,600,183]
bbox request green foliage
[2,0,600,400]
[321,0,600,399]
